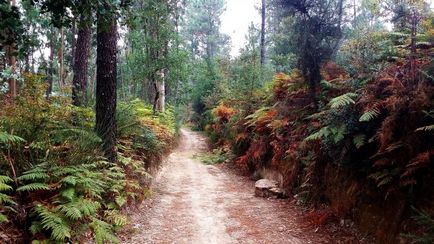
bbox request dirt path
[121,128,333,244]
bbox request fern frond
[30,221,43,234]
[0,132,26,147]
[404,207,434,243]
[90,217,119,244]
[59,204,82,220]
[105,210,128,227]
[0,213,8,223]
[305,127,330,141]
[60,176,77,186]
[59,187,76,200]
[0,182,13,192]
[17,183,50,192]
[34,204,71,241]
[353,134,366,149]
[78,199,101,216]
[0,175,13,184]
[329,93,358,109]
[17,171,49,181]
[115,195,127,208]
[0,193,16,205]
[416,125,434,132]
[360,108,380,122]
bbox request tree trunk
[6,44,17,97]
[70,20,77,70]
[157,69,165,113]
[260,0,266,66]
[0,45,5,73]
[152,75,159,114]
[58,28,65,89]
[6,0,17,97]
[96,4,118,162]
[72,15,91,106]
[46,36,55,98]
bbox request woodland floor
[119,128,369,244]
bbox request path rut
[121,128,333,244]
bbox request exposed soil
[119,128,369,244]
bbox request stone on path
[255,179,285,199]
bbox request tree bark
[260,0,266,66]
[72,15,91,106]
[58,27,65,89]
[70,20,77,70]
[96,4,118,162]
[157,69,165,113]
[46,35,55,98]
[7,0,17,97]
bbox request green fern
[17,171,49,181]
[403,207,434,244]
[90,217,119,244]
[328,93,358,109]
[0,192,16,205]
[17,183,50,192]
[59,187,76,200]
[115,195,127,208]
[369,168,400,187]
[34,204,71,242]
[59,204,83,220]
[0,175,13,192]
[353,134,366,149]
[0,213,8,223]
[105,210,128,227]
[306,125,347,144]
[305,127,331,141]
[0,175,16,223]
[360,108,381,122]
[0,131,26,147]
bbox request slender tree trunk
[409,10,420,85]
[72,15,91,106]
[70,20,77,70]
[0,45,5,73]
[152,74,159,114]
[119,56,125,99]
[260,0,266,66]
[157,70,165,113]
[31,46,35,72]
[58,28,65,89]
[46,36,55,98]
[7,0,17,97]
[96,4,118,162]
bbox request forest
[0,0,433,243]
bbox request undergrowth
[204,28,434,240]
[0,75,175,242]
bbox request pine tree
[95,1,118,162]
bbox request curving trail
[121,128,333,244]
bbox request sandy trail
[121,128,332,244]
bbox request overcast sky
[221,0,262,57]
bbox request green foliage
[0,131,26,147]
[0,175,15,223]
[33,204,71,242]
[90,217,119,244]
[404,207,434,244]
[328,93,358,109]
[352,134,366,149]
[197,148,230,165]
[359,108,381,122]
[0,75,175,241]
